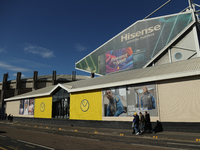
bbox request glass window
[52,88,70,118]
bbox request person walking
[139,112,145,133]
[10,115,13,123]
[7,114,11,124]
[131,120,135,134]
[4,113,7,120]
[133,112,140,135]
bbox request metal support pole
[188,0,193,10]
[188,0,196,11]
[195,4,200,8]
[52,71,56,85]
[0,73,8,108]
[33,71,38,90]
[14,72,21,96]
[144,0,172,19]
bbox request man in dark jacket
[4,113,7,120]
[10,115,13,123]
[7,114,11,124]
[145,111,154,133]
[141,87,155,109]
[139,112,145,133]
[133,112,140,135]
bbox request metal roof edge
[4,92,51,101]
[49,84,62,94]
[5,84,71,102]
[49,83,70,94]
[75,67,103,76]
[68,70,200,93]
[59,84,72,91]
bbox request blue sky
[0,0,191,81]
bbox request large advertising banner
[127,85,158,116]
[70,90,102,120]
[19,99,35,115]
[34,96,52,118]
[106,47,133,74]
[76,12,194,75]
[102,84,158,118]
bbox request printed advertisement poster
[19,100,24,115]
[102,87,127,117]
[24,99,29,115]
[106,47,133,74]
[127,85,158,116]
[19,99,35,115]
[29,99,35,115]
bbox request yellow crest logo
[40,102,45,112]
[80,99,89,112]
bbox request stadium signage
[121,24,161,42]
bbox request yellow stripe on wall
[34,96,52,118]
[70,90,102,121]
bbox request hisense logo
[121,24,161,42]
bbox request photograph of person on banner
[24,99,29,115]
[19,100,24,115]
[140,86,155,109]
[28,99,35,115]
[104,88,126,117]
[127,85,158,117]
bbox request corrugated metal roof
[4,85,56,101]
[63,57,200,92]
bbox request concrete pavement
[1,120,200,144]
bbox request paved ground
[0,120,200,150]
[3,120,200,142]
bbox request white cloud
[0,61,30,72]
[74,43,87,51]
[23,43,55,58]
[9,58,50,68]
[0,47,6,53]
[13,73,25,78]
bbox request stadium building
[0,71,90,118]
[3,1,200,125]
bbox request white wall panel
[6,101,33,117]
[158,77,200,122]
